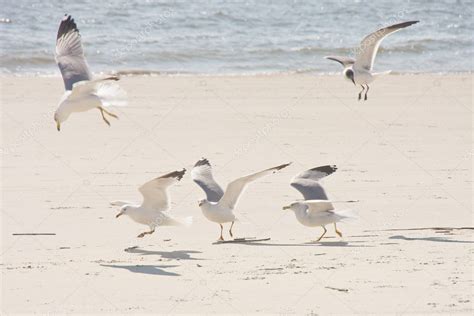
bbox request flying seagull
[283,165,356,241]
[113,169,192,238]
[325,20,419,101]
[54,15,126,131]
[192,158,291,241]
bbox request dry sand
[1,74,473,314]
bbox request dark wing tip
[57,14,78,40]
[194,158,210,168]
[310,165,337,175]
[160,169,186,181]
[324,56,354,67]
[273,162,292,172]
[324,56,342,66]
[103,76,120,81]
[389,20,419,30]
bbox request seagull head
[344,68,356,85]
[54,109,69,132]
[54,115,61,131]
[282,202,302,212]
[116,206,127,218]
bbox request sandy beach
[1,73,472,314]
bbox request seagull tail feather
[95,81,127,107]
[167,216,193,227]
[373,70,392,77]
[334,209,358,222]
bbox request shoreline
[0,70,472,79]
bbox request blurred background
[1,0,472,75]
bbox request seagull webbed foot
[229,221,235,238]
[218,224,224,241]
[137,228,155,238]
[99,107,111,126]
[102,107,119,119]
[334,223,343,237]
[358,85,365,101]
[316,226,327,242]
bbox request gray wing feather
[55,15,92,91]
[191,158,224,202]
[291,181,329,200]
[290,165,337,200]
[325,56,355,68]
[355,20,419,71]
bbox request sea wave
[0,0,472,74]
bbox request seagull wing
[138,169,186,211]
[290,165,337,200]
[301,200,335,214]
[219,163,291,209]
[354,21,419,71]
[55,15,92,91]
[191,158,224,202]
[324,56,355,68]
[68,76,120,98]
[110,200,134,207]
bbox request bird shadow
[305,240,373,247]
[233,242,315,247]
[389,235,474,244]
[124,247,203,260]
[225,240,370,248]
[100,264,180,276]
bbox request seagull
[113,169,192,238]
[54,15,126,131]
[283,165,357,242]
[192,158,291,241]
[325,20,419,101]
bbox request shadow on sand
[100,264,180,276]
[221,240,372,248]
[124,247,203,260]
[306,240,373,247]
[389,235,474,244]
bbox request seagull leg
[334,223,343,237]
[229,221,235,238]
[98,107,111,126]
[316,226,327,242]
[358,85,365,101]
[137,228,155,238]
[102,107,119,119]
[364,85,369,101]
[218,224,224,241]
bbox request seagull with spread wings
[113,169,192,238]
[325,20,419,101]
[54,15,126,131]
[283,165,357,242]
[192,158,291,241]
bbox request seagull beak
[56,121,61,131]
[116,211,124,218]
[283,205,291,210]
[351,78,355,85]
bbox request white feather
[95,81,127,107]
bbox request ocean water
[0,0,472,75]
